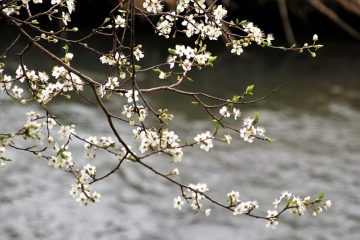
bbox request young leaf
[253,111,260,124]
[245,85,254,95]
[168,48,176,55]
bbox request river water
[0,33,360,240]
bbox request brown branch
[308,0,360,41]
[277,0,296,45]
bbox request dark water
[0,31,360,240]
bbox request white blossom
[233,201,259,215]
[0,75,12,91]
[138,106,148,122]
[133,47,144,61]
[219,106,230,117]
[61,12,71,26]
[66,0,75,14]
[313,34,319,41]
[0,146,5,156]
[122,105,134,118]
[173,196,185,210]
[83,163,96,177]
[125,90,139,103]
[240,126,256,143]
[231,43,243,55]
[115,15,126,28]
[224,134,232,144]
[182,59,192,72]
[105,76,119,90]
[176,0,190,13]
[38,71,49,82]
[143,0,163,14]
[324,200,332,210]
[99,136,114,148]
[172,168,180,176]
[58,125,75,140]
[12,85,23,98]
[227,191,240,203]
[233,108,241,120]
[84,136,98,150]
[266,210,279,229]
[204,208,211,216]
[156,19,173,38]
[213,5,227,23]
[194,131,214,152]
[167,55,177,69]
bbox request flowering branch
[0,0,330,229]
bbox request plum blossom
[227,191,240,203]
[213,5,227,24]
[58,125,75,140]
[194,131,214,152]
[233,108,241,120]
[231,43,243,55]
[173,196,185,210]
[125,90,139,103]
[219,106,230,117]
[133,47,144,61]
[143,0,163,14]
[12,85,23,98]
[233,201,259,215]
[115,15,126,28]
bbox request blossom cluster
[194,131,213,152]
[174,183,211,216]
[240,116,266,143]
[69,163,101,205]
[133,127,184,162]
[0,56,83,104]
[219,106,241,120]
[167,45,216,73]
[0,0,330,227]
[226,191,260,216]
[0,110,103,205]
[2,0,75,26]
[48,144,74,170]
[265,191,332,228]
[230,21,274,56]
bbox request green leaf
[232,95,241,102]
[265,137,276,143]
[103,17,110,24]
[239,20,247,26]
[253,111,260,124]
[208,56,217,63]
[58,149,66,159]
[31,19,39,25]
[152,68,161,73]
[126,155,137,162]
[63,44,69,52]
[315,44,324,50]
[0,134,10,142]
[168,48,176,55]
[245,85,254,95]
[315,192,325,203]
